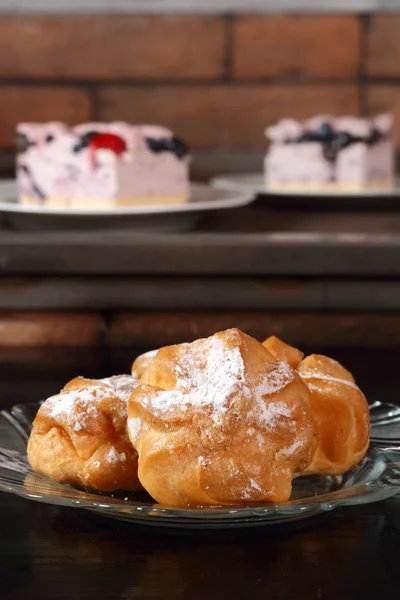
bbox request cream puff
[128,328,318,506]
[27,375,141,491]
[263,336,370,475]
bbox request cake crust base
[265,179,394,194]
[19,194,189,210]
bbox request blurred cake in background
[265,114,395,192]
[16,122,190,209]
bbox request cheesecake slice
[265,114,395,192]
[16,122,190,209]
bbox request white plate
[212,173,400,199]
[0,180,253,230]
[0,180,252,216]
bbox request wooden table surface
[0,348,399,600]
[1,494,399,600]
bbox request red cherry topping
[89,133,127,156]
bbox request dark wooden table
[0,348,399,600]
[1,494,399,600]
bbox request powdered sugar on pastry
[256,361,295,396]
[241,477,263,500]
[145,336,246,423]
[138,337,297,431]
[105,447,126,464]
[47,387,109,420]
[44,386,110,434]
[128,417,142,442]
[249,400,293,431]
[276,438,304,458]
[247,362,296,430]
[99,375,138,401]
[44,375,138,431]
[249,478,262,492]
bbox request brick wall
[0,13,400,175]
[1,310,400,349]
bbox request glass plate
[0,402,399,530]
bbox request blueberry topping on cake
[170,137,190,159]
[334,132,351,149]
[73,131,99,153]
[298,132,316,143]
[368,128,381,146]
[145,136,189,159]
[18,164,46,200]
[318,122,334,139]
[294,121,384,162]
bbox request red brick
[0,312,104,346]
[0,86,91,147]
[0,15,226,80]
[366,15,400,77]
[98,84,359,149]
[108,312,400,349]
[233,15,361,80]
[365,85,400,150]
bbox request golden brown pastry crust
[131,350,158,380]
[298,354,370,475]
[27,375,141,491]
[263,336,370,475]
[128,328,318,507]
[263,336,304,369]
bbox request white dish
[0,180,252,216]
[212,173,400,199]
[0,180,252,230]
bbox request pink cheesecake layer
[336,140,394,186]
[265,143,334,186]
